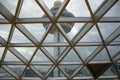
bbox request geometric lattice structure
[0,0,120,80]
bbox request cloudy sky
[0,0,120,61]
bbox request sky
[0,0,120,62]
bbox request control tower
[43,0,75,77]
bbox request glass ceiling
[0,0,120,80]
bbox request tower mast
[43,0,75,77]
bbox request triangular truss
[0,0,120,80]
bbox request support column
[53,30,63,77]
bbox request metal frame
[0,0,120,80]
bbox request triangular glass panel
[7,65,25,76]
[66,0,90,17]
[0,24,11,41]
[80,26,102,42]
[67,23,85,40]
[104,1,120,17]
[0,0,18,15]
[34,65,52,77]
[5,50,20,61]
[32,49,51,62]
[23,24,45,41]
[0,67,13,77]
[61,65,80,76]
[101,65,117,76]
[19,0,44,18]
[48,67,66,77]
[98,23,120,40]
[11,28,32,43]
[44,47,66,60]
[23,67,39,77]
[88,0,104,13]
[43,26,67,43]
[91,48,110,61]
[62,49,81,62]
[14,47,36,60]
[107,46,120,58]
[0,47,5,60]
[43,32,54,42]
[0,14,5,18]
[75,46,97,60]
[75,66,92,77]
